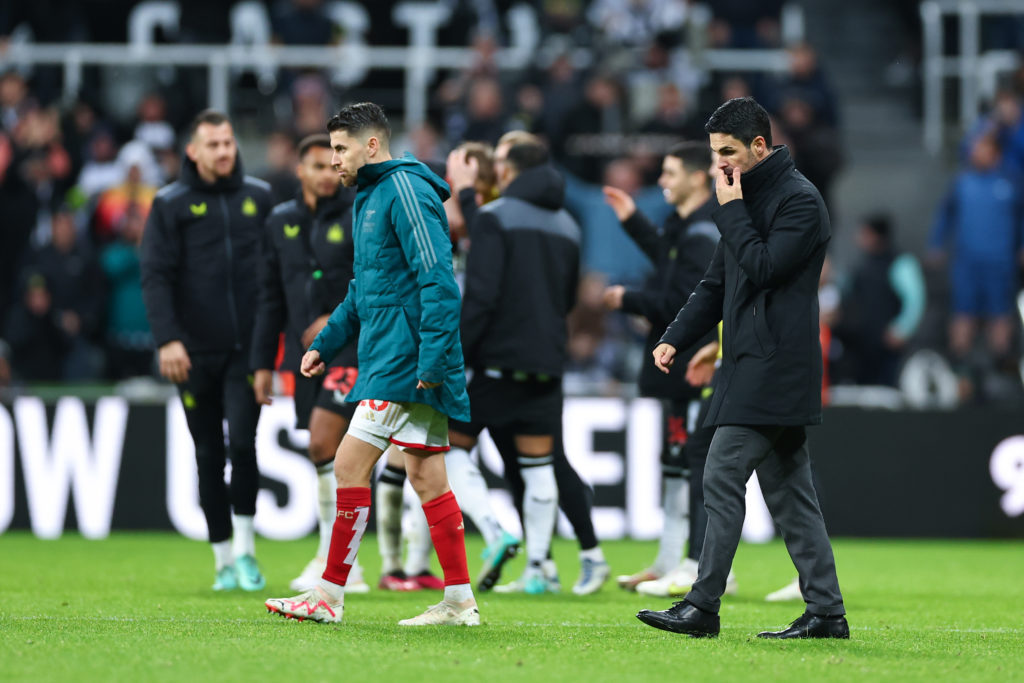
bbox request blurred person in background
[708,0,784,48]
[257,129,301,204]
[20,208,105,381]
[3,273,69,382]
[100,206,154,379]
[928,134,1024,401]
[832,214,926,387]
[91,141,160,244]
[77,126,122,198]
[777,94,843,212]
[602,142,723,597]
[141,109,273,593]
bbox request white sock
[316,462,335,559]
[444,583,474,605]
[520,458,557,566]
[231,514,255,558]
[654,476,689,574]
[317,577,345,603]
[579,546,605,563]
[403,502,433,576]
[212,540,233,570]
[375,472,405,574]
[444,447,503,546]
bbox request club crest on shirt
[327,224,344,243]
[190,202,207,216]
[242,197,258,216]
[284,224,300,239]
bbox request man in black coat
[636,97,847,639]
[601,142,721,594]
[141,110,273,593]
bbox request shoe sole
[265,605,340,624]
[477,543,520,592]
[635,612,718,638]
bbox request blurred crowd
[0,0,1021,405]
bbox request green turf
[1,533,1021,682]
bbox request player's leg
[397,405,479,626]
[178,354,234,590]
[265,403,387,623]
[376,446,419,590]
[223,352,264,590]
[514,431,559,594]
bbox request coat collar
[740,145,794,197]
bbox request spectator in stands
[257,129,300,204]
[77,127,122,198]
[962,90,1024,175]
[586,0,689,47]
[639,82,705,141]
[557,72,627,182]
[708,0,784,48]
[778,94,843,211]
[22,208,105,380]
[0,129,37,320]
[91,141,160,244]
[929,134,1024,397]
[291,73,332,137]
[833,215,926,387]
[461,77,509,146]
[272,0,337,46]
[765,42,840,129]
[3,272,68,382]
[100,206,154,379]
[1,70,33,132]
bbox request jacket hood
[503,164,565,210]
[741,145,794,197]
[356,154,451,203]
[180,152,245,192]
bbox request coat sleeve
[250,219,286,371]
[309,278,359,364]
[714,193,824,290]
[460,211,504,367]
[390,173,463,384]
[659,240,725,351]
[140,195,186,348]
[619,210,664,263]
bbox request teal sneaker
[477,531,520,592]
[236,554,266,591]
[523,573,549,595]
[213,565,238,591]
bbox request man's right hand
[253,368,274,405]
[653,342,677,374]
[601,185,636,222]
[158,340,191,384]
[686,340,719,386]
[301,349,326,377]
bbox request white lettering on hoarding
[990,435,1024,517]
[14,396,126,539]
[0,404,13,532]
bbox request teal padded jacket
[308,154,471,421]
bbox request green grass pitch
[1,533,1021,682]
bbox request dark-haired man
[141,110,273,592]
[264,102,479,626]
[452,142,611,596]
[602,142,723,596]
[637,97,848,639]
[249,134,371,593]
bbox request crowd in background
[0,0,1022,405]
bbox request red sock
[322,487,371,587]
[423,490,471,586]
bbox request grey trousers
[685,425,845,616]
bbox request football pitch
[1,533,1021,682]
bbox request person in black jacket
[637,97,847,639]
[602,142,723,595]
[453,142,611,596]
[249,134,369,593]
[141,110,273,592]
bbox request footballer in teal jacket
[308,154,471,422]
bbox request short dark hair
[504,143,549,174]
[704,96,772,147]
[327,102,391,143]
[861,213,892,241]
[666,141,711,174]
[189,109,230,139]
[298,133,331,159]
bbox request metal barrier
[0,1,801,128]
[921,0,1024,154]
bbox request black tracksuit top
[250,189,356,371]
[619,200,720,402]
[141,156,273,354]
[461,165,581,378]
[661,146,830,426]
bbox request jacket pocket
[752,291,778,357]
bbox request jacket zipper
[220,195,241,350]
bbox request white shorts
[347,400,450,453]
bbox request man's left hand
[716,167,743,204]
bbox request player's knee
[308,435,337,466]
[449,430,477,450]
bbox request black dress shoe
[636,601,720,638]
[757,611,850,639]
